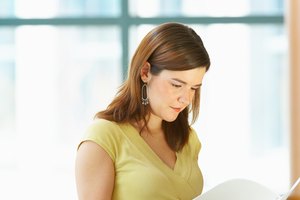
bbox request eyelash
[171,83,181,88]
[172,83,198,91]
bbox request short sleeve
[78,119,121,162]
[189,128,202,159]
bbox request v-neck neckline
[121,122,180,173]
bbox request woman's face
[144,67,206,122]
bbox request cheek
[149,82,173,103]
[157,84,170,97]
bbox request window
[0,0,287,199]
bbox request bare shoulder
[76,141,115,200]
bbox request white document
[194,177,300,200]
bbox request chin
[163,115,179,122]
[164,119,176,122]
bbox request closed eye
[192,84,202,91]
[171,83,182,88]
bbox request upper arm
[75,141,115,200]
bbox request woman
[75,22,210,200]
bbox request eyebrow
[171,78,202,87]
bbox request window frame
[0,0,284,79]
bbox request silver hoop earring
[141,83,149,105]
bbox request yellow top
[80,119,203,200]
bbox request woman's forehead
[157,68,206,84]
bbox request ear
[140,62,151,83]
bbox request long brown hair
[95,22,210,151]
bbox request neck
[146,114,163,134]
[134,113,163,135]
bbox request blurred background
[0,0,291,199]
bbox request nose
[178,97,188,104]
[178,89,193,105]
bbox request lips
[171,107,182,113]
